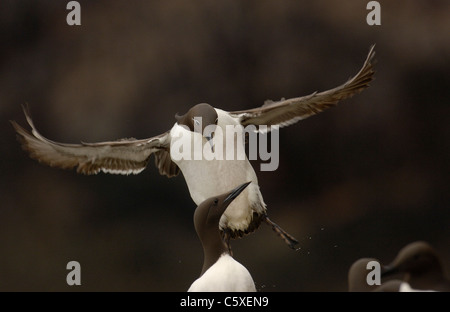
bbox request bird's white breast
[399,282,437,292]
[188,253,256,292]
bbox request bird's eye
[213,198,219,205]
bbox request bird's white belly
[188,253,256,292]
[399,282,437,292]
[177,156,264,231]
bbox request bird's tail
[263,216,299,250]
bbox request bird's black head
[175,103,218,136]
[382,241,443,278]
[193,182,251,237]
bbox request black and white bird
[11,45,376,249]
[188,182,256,292]
[382,241,450,292]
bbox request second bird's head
[381,241,443,279]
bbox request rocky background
[1,0,449,291]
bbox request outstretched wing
[229,45,376,132]
[11,105,178,176]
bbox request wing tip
[347,44,377,91]
[9,119,22,133]
[365,44,377,74]
[366,44,376,64]
[10,118,35,151]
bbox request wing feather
[11,105,174,176]
[229,45,376,132]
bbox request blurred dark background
[1,1,449,291]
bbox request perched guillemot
[382,241,450,292]
[11,45,376,249]
[188,182,256,292]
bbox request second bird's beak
[380,264,399,278]
[223,182,251,206]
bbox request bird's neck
[199,229,229,276]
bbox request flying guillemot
[11,45,376,250]
[188,182,256,292]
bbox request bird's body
[188,253,256,292]
[11,46,376,249]
[397,282,436,292]
[188,182,256,292]
[170,108,265,235]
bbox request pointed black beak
[223,182,251,206]
[381,264,399,278]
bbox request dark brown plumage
[230,45,376,132]
[382,241,450,292]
